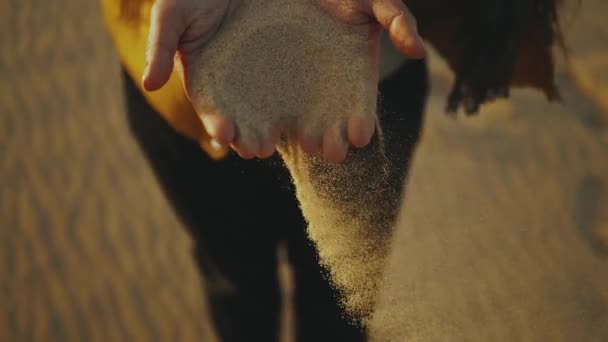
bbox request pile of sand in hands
[182,0,379,161]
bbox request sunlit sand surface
[1,0,606,341]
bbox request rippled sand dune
[0,2,216,341]
[1,0,606,341]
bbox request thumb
[371,0,426,59]
[142,1,184,91]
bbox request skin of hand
[142,0,426,160]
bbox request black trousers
[121,59,427,342]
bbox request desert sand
[1,0,606,341]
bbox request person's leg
[286,217,368,342]
[121,68,289,342]
[377,59,427,164]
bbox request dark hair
[410,0,565,114]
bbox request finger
[200,113,235,145]
[322,127,349,163]
[371,0,426,59]
[142,0,184,91]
